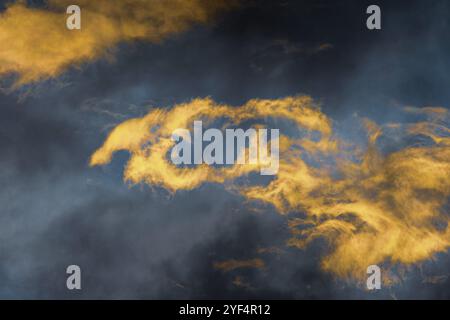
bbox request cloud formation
[0,0,232,86]
[90,96,334,190]
[91,96,450,284]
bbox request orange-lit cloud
[90,96,333,191]
[214,259,265,272]
[90,96,450,284]
[0,0,233,87]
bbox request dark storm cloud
[0,0,450,299]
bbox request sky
[0,0,450,299]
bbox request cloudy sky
[0,0,449,299]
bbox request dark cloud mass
[0,0,450,299]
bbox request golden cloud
[214,259,266,272]
[0,0,233,87]
[90,96,333,191]
[90,96,450,284]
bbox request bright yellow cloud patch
[0,0,232,86]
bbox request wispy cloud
[0,0,234,87]
[91,96,450,284]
